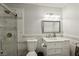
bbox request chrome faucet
[53,33,56,37]
[46,33,56,38]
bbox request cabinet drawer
[47,42,63,49]
[47,48,62,55]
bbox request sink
[42,37,70,56]
[43,37,69,42]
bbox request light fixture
[43,13,60,21]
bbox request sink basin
[43,37,69,42]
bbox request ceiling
[5,3,79,8]
[32,3,66,8]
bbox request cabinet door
[47,48,62,56]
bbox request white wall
[63,5,79,38]
[63,5,79,55]
[7,4,62,34]
[23,4,62,34]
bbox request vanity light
[44,14,50,18]
[43,13,60,21]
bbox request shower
[0,3,18,56]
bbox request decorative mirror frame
[41,21,61,33]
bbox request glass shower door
[3,16,18,56]
[0,6,18,56]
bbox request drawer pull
[43,45,47,47]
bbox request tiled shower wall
[0,6,18,55]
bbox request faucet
[46,33,51,38]
[48,33,51,38]
[46,33,56,38]
[53,33,56,37]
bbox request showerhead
[4,10,17,17]
[4,10,10,14]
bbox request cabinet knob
[43,45,47,47]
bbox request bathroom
[0,3,79,56]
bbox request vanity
[42,37,70,56]
[41,20,70,56]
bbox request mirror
[41,21,61,33]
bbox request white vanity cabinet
[43,38,70,56]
